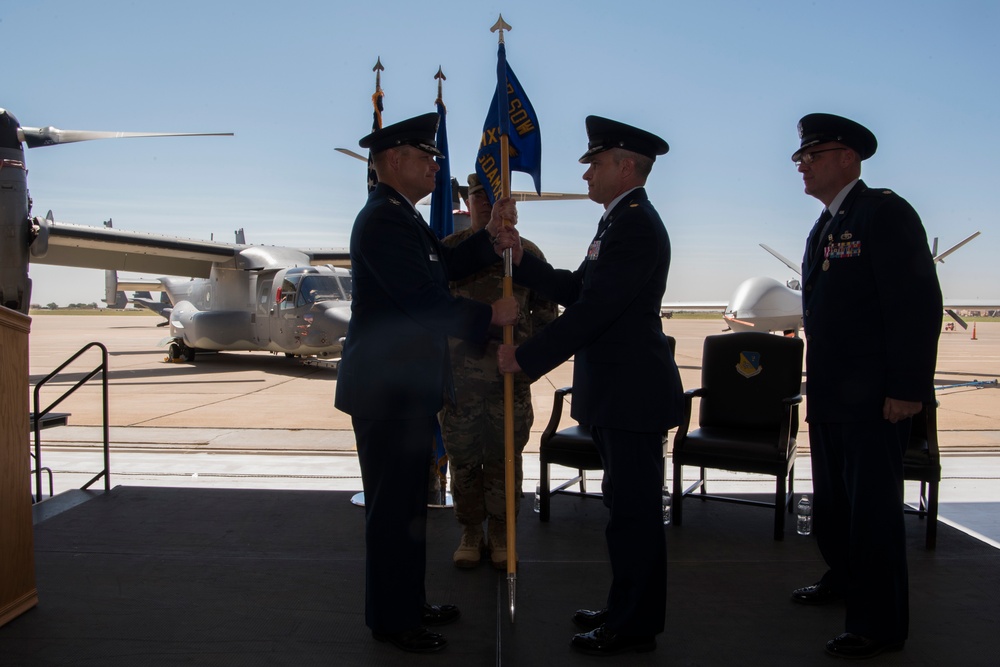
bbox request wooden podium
[0,306,37,627]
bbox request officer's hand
[491,226,523,265]
[486,197,517,238]
[883,397,922,423]
[498,344,522,374]
[491,296,519,327]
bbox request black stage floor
[2,486,999,666]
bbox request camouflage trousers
[440,386,534,526]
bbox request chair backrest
[698,332,804,430]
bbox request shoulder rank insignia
[388,197,401,205]
[629,202,639,207]
[736,351,763,378]
[881,190,893,195]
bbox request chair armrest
[675,387,705,441]
[540,386,574,443]
[778,394,802,451]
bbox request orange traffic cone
[972,322,978,341]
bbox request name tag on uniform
[587,240,601,260]
[429,253,439,262]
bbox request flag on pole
[367,59,385,193]
[475,42,542,205]
[429,70,453,505]
[429,71,454,240]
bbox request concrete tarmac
[24,312,1000,545]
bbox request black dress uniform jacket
[512,186,680,638]
[335,183,501,419]
[513,187,683,432]
[334,182,503,636]
[801,180,942,422]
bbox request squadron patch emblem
[736,351,763,378]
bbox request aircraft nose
[315,303,351,334]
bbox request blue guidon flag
[736,351,763,378]
[475,42,542,205]
[429,97,454,240]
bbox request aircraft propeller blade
[18,126,233,149]
[335,147,368,162]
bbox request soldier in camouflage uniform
[440,173,559,570]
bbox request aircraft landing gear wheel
[167,342,182,362]
[182,346,196,362]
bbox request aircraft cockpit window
[296,276,345,305]
[278,276,301,310]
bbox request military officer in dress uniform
[787,113,942,660]
[334,112,519,654]
[498,116,683,657]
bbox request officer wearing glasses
[788,113,942,660]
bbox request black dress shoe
[372,627,447,653]
[572,608,608,630]
[570,624,656,656]
[421,603,460,626]
[791,582,842,605]
[825,632,904,659]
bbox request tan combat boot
[488,519,516,571]
[453,524,485,568]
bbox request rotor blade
[509,191,589,202]
[760,243,802,276]
[335,147,369,162]
[18,126,233,148]
[933,231,981,264]
[414,189,588,206]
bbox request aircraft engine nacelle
[169,301,255,351]
[0,144,32,313]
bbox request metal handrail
[32,342,111,503]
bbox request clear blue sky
[5,0,998,307]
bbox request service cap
[359,112,444,157]
[792,113,877,162]
[467,173,485,196]
[579,115,669,163]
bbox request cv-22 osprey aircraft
[0,108,351,361]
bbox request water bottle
[661,486,672,525]
[533,483,541,513]
[796,495,812,535]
